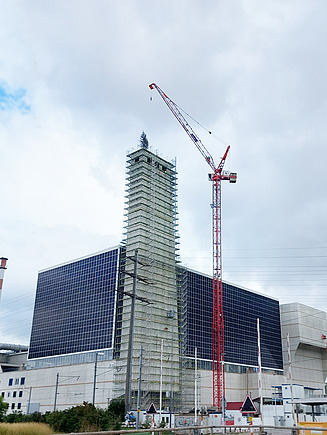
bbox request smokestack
[0,258,8,302]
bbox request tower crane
[149,83,237,410]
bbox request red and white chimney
[0,257,8,301]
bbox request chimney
[0,257,8,302]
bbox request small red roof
[226,402,243,410]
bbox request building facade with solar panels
[28,246,122,364]
[179,267,283,371]
[177,267,285,408]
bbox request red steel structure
[149,83,237,409]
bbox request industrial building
[1,143,327,424]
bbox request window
[11,403,15,410]
[15,378,19,385]
[7,392,10,398]
[17,403,21,410]
[8,379,13,386]
[1,392,4,398]
[20,377,25,386]
[19,391,23,398]
[13,392,16,398]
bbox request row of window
[0,399,23,410]
[133,155,169,173]
[2,390,23,398]
[8,377,25,386]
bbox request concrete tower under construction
[114,142,180,410]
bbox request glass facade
[28,248,120,359]
[180,269,283,370]
[28,246,283,371]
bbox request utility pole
[287,333,296,425]
[195,347,198,425]
[257,318,263,425]
[159,339,163,422]
[53,374,80,411]
[167,309,175,427]
[136,345,143,429]
[125,249,138,413]
[27,386,32,414]
[93,352,104,405]
[54,373,59,411]
[119,250,151,414]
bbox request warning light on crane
[149,83,237,410]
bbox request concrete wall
[280,303,327,390]
[0,360,116,414]
[196,369,286,409]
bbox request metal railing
[53,424,327,435]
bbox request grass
[0,422,53,435]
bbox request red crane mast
[149,83,237,410]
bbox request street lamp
[92,352,104,405]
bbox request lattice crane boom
[149,83,237,410]
[149,83,216,172]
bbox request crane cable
[150,91,229,147]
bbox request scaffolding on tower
[149,83,237,409]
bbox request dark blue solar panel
[182,270,283,370]
[28,248,119,359]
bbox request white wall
[198,369,286,409]
[0,360,117,414]
[280,303,327,390]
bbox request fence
[54,424,327,435]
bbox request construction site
[1,85,327,426]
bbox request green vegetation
[2,399,125,433]
[0,396,8,422]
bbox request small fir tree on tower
[139,131,149,149]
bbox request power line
[224,247,327,251]
[224,255,327,259]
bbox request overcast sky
[1,0,327,345]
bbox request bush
[0,397,8,422]
[4,411,42,424]
[108,398,125,421]
[2,400,124,433]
